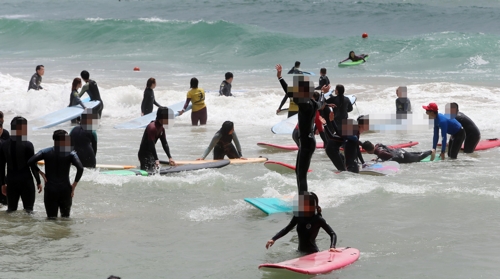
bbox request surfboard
[37,160,136,170]
[114,101,192,129]
[257,141,418,152]
[276,108,289,116]
[259,247,360,275]
[359,161,400,176]
[31,101,101,130]
[338,55,369,67]
[437,138,500,151]
[264,160,312,174]
[420,156,442,162]
[244,198,293,214]
[101,160,230,176]
[271,94,357,134]
[160,157,267,166]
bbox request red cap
[422,102,438,112]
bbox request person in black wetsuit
[341,118,366,173]
[362,141,431,163]
[28,130,84,218]
[68,77,86,124]
[27,65,44,91]
[292,92,327,147]
[138,107,176,171]
[266,192,341,254]
[287,61,302,74]
[446,102,480,153]
[0,111,10,206]
[197,121,245,160]
[276,64,328,192]
[141,78,162,116]
[315,68,330,90]
[395,86,412,118]
[219,72,233,97]
[69,109,98,168]
[339,51,367,64]
[80,70,104,119]
[0,117,42,213]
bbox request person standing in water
[69,109,98,168]
[137,107,176,171]
[395,86,412,118]
[28,130,84,218]
[315,68,330,90]
[27,65,44,91]
[0,111,10,206]
[79,70,104,119]
[265,192,341,254]
[0,117,42,213]
[179,78,207,126]
[219,72,233,97]
[446,102,480,153]
[68,77,86,124]
[197,121,245,160]
[141,78,162,116]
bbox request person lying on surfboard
[339,51,368,64]
[265,192,342,254]
[361,141,431,163]
[197,121,246,160]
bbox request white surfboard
[114,101,192,129]
[31,100,101,130]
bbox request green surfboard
[338,55,369,67]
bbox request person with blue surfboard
[68,77,87,124]
[141,77,162,116]
[79,70,104,119]
[197,121,245,160]
[265,192,341,254]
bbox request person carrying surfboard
[68,77,87,124]
[265,192,341,254]
[446,102,480,153]
[69,109,98,168]
[339,51,367,64]
[197,121,245,160]
[28,130,84,218]
[138,107,176,171]
[141,77,162,116]
[423,102,465,160]
[27,65,44,91]
[362,141,431,163]
[79,70,104,119]
[178,77,207,126]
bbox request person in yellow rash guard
[277,94,299,118]
[179,77,207,126]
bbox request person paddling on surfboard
[446,102,480,153]
[79,70,104,119]
[138,107,176,171]
[69,109,98,168]
[141,78,162,116]
[265,192,341,254]
[339,51,367,64]
[362,141,431,163]
[197,121,246,160]
[423,102,465,160]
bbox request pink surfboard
[259,247,360,275]
[258,141,419,152]
[437,138,500,151]
[264,160,312,174]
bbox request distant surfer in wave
[287,61,303,74]
[197,121,245,160]
[362,141,431,163]
[265,192,341,254]
[69,109,98,168]
[79,70,104,119]
[446,102,480,153]
[141,78,162,116]
[27,65,44,91]
[179,77,207,126]
[219,72,233,97]
[339,51,367,64]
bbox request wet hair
[220,121,234,135]
[294,61,301,67]
[225,72,233,80]
[362,141,375,152]
[146,77,156,89]
[357,115,369,126]
[312,92,320,101]
[80,70,90,80]
[450,102,459,111]
[320,68,327,74]
[52,129,68,141]
[309,192,322,217]
[72,78,82,91]
[36,65,44,71]
[156,106,170,120]
[349,51,355,57]
[10,116,27,130]
[335,84,345,95]
[190,77,198,89]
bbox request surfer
[276,64,328,192]
[219,72,233,97]
[265,192,341,254]
[292,92,327,147]
[395,86,412,118]
[68,77,86,124]
[28,130,84,218]
[339,51,367,64]
[79,70,104,119]
[69,109,98,168]
[287,61,302,74]
[315,68,330,90]
[0,117,42,213]
[27,65,44,91]
[362,141,431,163]
[446,102,480,153]
[141,78,162,116]
[138,107,176,171]
[423,102,465,160]
[321,108,346,171]
[342,117,366,173]
[197,121,245,160]
[179,78,207,126]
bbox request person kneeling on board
[69,109,98,168]
[362,141,431,163]
[423,102,465,160]
[266,192,341,254]
[28,130,84,219]
[138,107,176,171]
[197,121,245,160]
[446,102,480,153]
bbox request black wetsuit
[315,75,330,90]
[138,120,172,171]
[454,112,480,153]
[373,144,431,163]
[279,77,323,192]
[201,131,242,160]
[323,122,347,171]
[80,79,104,119]
[343,134,364,173]
[69,89,86,124]
[28,148,84,218]
[69,126,97,168]
[287,67,303,74]
[325,95,353,132]
[0,129,10,205]
[141,88,161,115]
[395,97,412,118]
[219,80,232,97]
[0,139,41,212]
[27,73,43,91]
[271,215,337,254]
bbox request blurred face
[55,134,72,154]
[151,83,156,89]
[37,67,45,76]
[396,88,401,98]
[293,193,315,217]
[289,76,314,103]
[445,104,457,116]
[12,121,28,139]
[229,128,234,135]
[82,113,99,130]
[425,110,437,119]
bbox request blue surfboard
[114,100,192,129]
[244,198,293,214]
[31,100,100,130]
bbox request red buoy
[362,33,368,38]
[133,67,140,71]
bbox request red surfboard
[258,141,419,152]
[437,138,500,151]
[264,160,312,174]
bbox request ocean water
[0,0,499,278]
